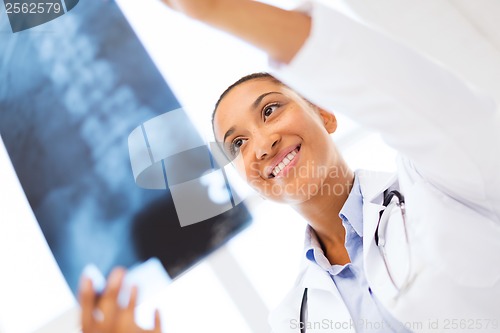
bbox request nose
[254,132,281,160]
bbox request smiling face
[213,76,342,204]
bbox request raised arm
[162,0,500,220]
[161,0,311,64]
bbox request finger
[161,0,172,8]
[126,285,138,313]
[78,276,96,333]
[102,267,126,298]
[143,309,162,333]
[153,309,162,333]
[99,268,126,327]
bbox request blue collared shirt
[304,173,410,332]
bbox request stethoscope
[299,190,409,333]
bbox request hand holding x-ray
[79,268,162,333]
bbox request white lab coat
[268,2,500,332]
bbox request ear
[318,108,337,134]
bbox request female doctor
[78,0,500,332]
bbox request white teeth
[271,148,299,177]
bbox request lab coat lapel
[358,169,398,248]
[300,258,337,292]
[300,260,354,332]
[358,170,400,301]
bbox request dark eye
[230,138,247,156]
[263,104,279,120]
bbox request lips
[265,144,301,178]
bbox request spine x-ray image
[0,0,251,294]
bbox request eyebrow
[252,91,282,109]
[222,91,283,144]
[223,127,235,143]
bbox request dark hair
[211,72,282,135]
